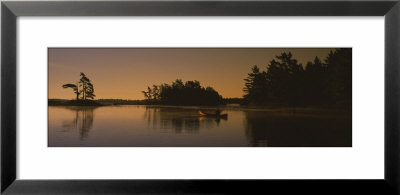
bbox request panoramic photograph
[48,48,352,147]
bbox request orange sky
[48,48,334,100]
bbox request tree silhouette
[62,72,95,100]
[243,49,351,107]
[62,83,80,100]
[142,87,152,100]
[243,65,268,105]
[304,56,327,105]
[273,52,304,105]
[79,72,95,100]
[325,48,352,106]
[143,79,224,106]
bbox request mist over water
[48,105,351,147]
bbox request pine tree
[79,72,96,100]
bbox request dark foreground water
[48,105,351,147]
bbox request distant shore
[48,99,104,106]
[48,98,244,106]
[48,99,350,115]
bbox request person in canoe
[198,109,228,118]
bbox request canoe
[198,111,228,118]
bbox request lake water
[48,105,351,147]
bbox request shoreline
[48,101,351,115]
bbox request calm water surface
[48,105,351,147]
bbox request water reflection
[62,107,96,140]
[49,106,351,147]
[244,111,352,147]
[143,107,227,134]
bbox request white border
[17,17,384,179]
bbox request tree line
[243,48,351,107]
[60,49,351,108]
[142,79,224,106]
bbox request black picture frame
[1,1,399,194]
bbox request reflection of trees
[62,107,95,140]
[244,111,352,147]
[244,111,269,146]
[143,107,225,134]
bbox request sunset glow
[49,48,333,100]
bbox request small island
[49,72,103,106]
